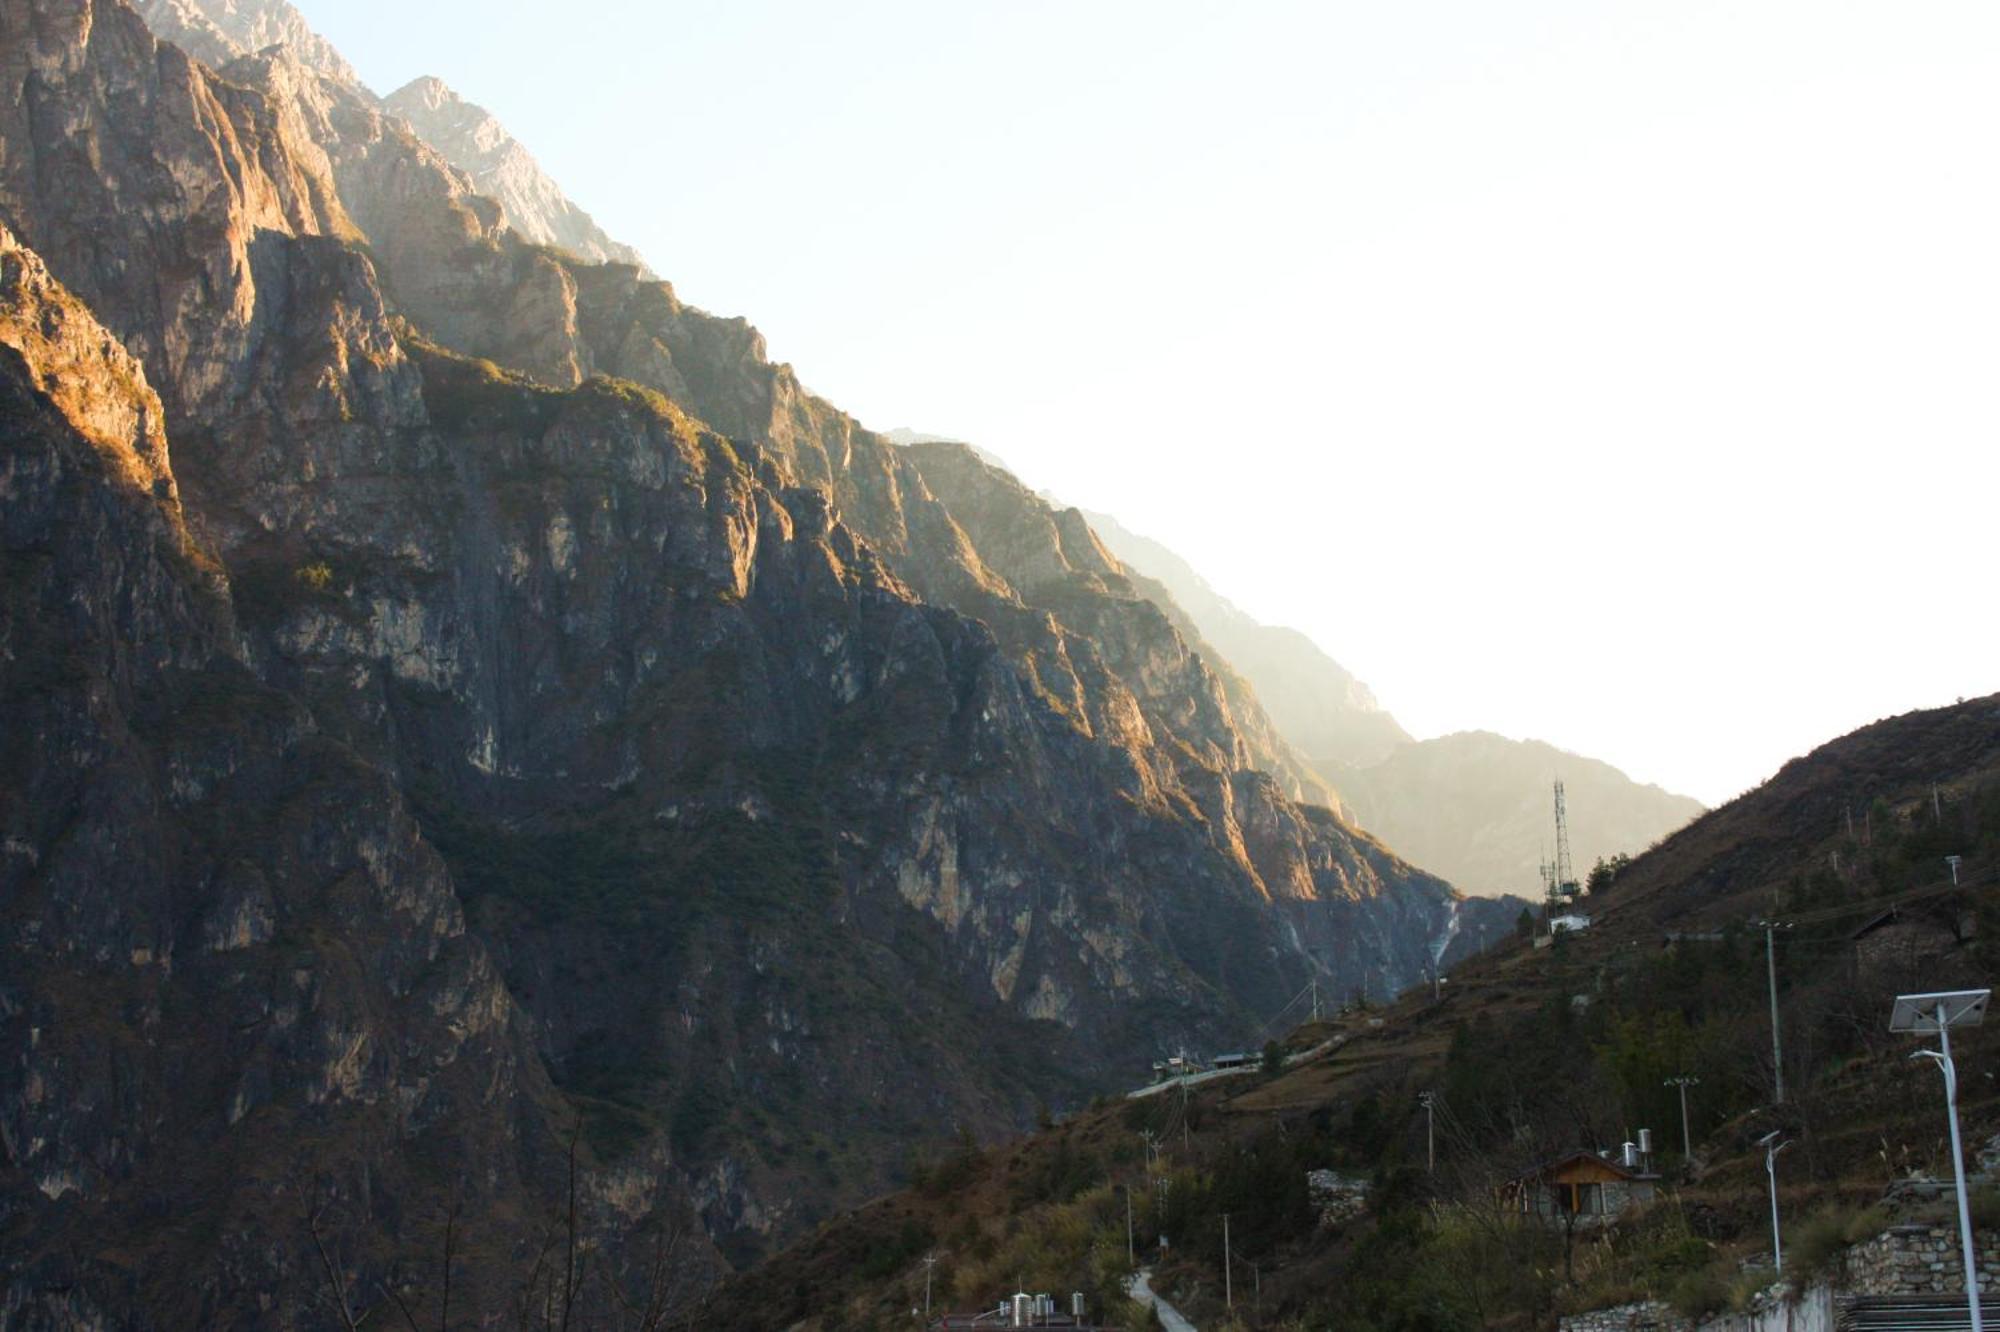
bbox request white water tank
[1620,1141,1638,1168]
[1012,1292,1032,1326]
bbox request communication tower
[1552,779,1579,901]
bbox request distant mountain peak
[381,74,651,271]
[136,0,360,88]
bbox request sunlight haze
[304,0,2000,806]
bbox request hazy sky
[304,0,1999,806]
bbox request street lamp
[1665,1076,1700,1160]
[1891,988,1991,1332]
[1758,1130,1789,1274]
[1419,1092,1437,1173]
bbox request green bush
[1666,1263,1731,1319]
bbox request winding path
[1128,1268,1199,1332]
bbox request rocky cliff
[0,215,628,1324]
[1084,508,1412,770]
[381,75,651,271]
[1,0,1499,1318]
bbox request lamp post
[1123,1185,1134,1265]
[1754,920,1793,1102]
[1758,1130,1789,1274]
[1665,1076,1699,1160]
[1892,988,1991,1332]
[1419,1092,1437,1173]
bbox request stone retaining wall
[1559,1299,1691,1332]
[1561,1223,2000,1332]
[1842,1223,2000,1295]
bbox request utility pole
[1310,977,1319,1023]
[1665,1076,1699,1160]
[921,1252,942,1319]
[1756,920,1791,1102]
[1223,1213,1233,1312]
[1124,1186,1134,1265]
[1419,1092,1436,1173]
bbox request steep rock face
[6,0,1496,1299]
[383,76,650,271]
[910,444,1340,811]
[0,222,617,1326]
[1085,508,1411,769]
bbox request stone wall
[1562,1224,1999,1332]
[1559,1299,1691,1332]
[1842,1223,2000,1296]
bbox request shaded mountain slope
[0,0,1508,1310]
[0,219,602,1325]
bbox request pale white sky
[307,0,1999,805]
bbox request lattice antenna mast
[1553,779,1578,899]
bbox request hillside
[1336,731,1706,899]
[1085,509,1705,896]
[709,694,2000,1330]
[0,0,1514,1319]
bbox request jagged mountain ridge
[1084,509,1704,896]
[381,76,650,271]
[0,0,1518,1316]
[136,0,357,84]
[136,0,649,271]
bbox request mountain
[381,76,651,271]
[136,0,650,272]
[707,694,2000,1330]
[1085,511,1703,895]
[135,0,357,84]
[0,0,1514,1318]
[1083,508,1411,768]
[1335,731,1706,898]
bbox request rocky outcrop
[383,75,650,271]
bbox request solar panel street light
[1889,989,1990,1033]
[1892,988,1990,1332]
